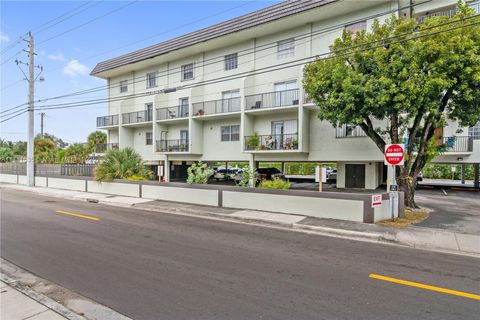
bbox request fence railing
[0,163,95,177]
[244,133,298,151]
[94,143,119,153]
[157,106,189,120]
[96,115,118,127]
[122,110,153,124]
[192,97,241,116]
[156,139,189,152]
[442,136,473,153]
[245,89,299,110]
[336,125,367,138]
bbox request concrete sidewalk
[1,183,479,257]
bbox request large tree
[303,2,480,207]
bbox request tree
[94,148,152,181]
[64,143,90,163]
[303,2,480,207]
[0,147,15,162]
[87,131,107,151]
[37,133,68,149]
[187,162,213,184]
[34,136,57,163]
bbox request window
[145,103,153,121]
[146,72,157,88]
[181,63,194,81]
[120,80,128,93]
[179,97,189,117]
[224,53,238,70]
[221,125,240,141]
[345,20,367,38]
[277,38,295,59]
[469,122,480,140]
[145,132,153,145]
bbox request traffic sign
[384,144,405,166]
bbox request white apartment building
[92,0,480,189]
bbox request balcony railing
[157,106,189,120]
[416,2,479,24]
[122,110,153,124]
[96,115,118,127]
[94,143,119,153]
[336,125,367,138]
[244,134,298,151]
[442,136,473,153]
[192,97,241,116]
[156,139,189,152]
[246,89,299,110]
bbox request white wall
[87,181,139,197]
[142,185,218,206]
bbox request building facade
[92,0,480,188]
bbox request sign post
[384,144,405,221]
[315,164,327,192]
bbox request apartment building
[92,0,480,189]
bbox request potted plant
[247,132,260,150]
[179,144,185,151]
[168,145,173,152]
[292,138,298,149]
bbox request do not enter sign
[385,144,405,166]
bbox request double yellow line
[369,274,480,300]
[56,210,100,221]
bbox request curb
[1,273,86,320]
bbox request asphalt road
[1,188,479,320]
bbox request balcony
[245,89,299,111]
[94,143,119,153]
[157,106,189,121]
[336,125,367,138]
[244,133,298,151]
[122,110,153,125]
[156,139,189,152]
[96,115,118,127]
[192,97,241,117]
[442,136,473,153]
[416,2,479,24]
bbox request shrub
[187,162,213,184]
[246,132,260,150]
[0,147,14,163]
[94,148,152,181]
[234,167,258,187]
[259,177,291,190]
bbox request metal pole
[27,32,35,187]
[40,112,45,136]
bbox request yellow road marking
[55,210,99,221]
[369,274,480,301]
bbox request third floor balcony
[122,110,153,125]
[96,115,118,128]
[245,89,299,111]
[192,97,241,118]
[157,105,189,122]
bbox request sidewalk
[1,183,479,257]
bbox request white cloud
[48,53,67,62]
[0,32,9,43]
[63,59,88,76]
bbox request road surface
[1,188,479,320]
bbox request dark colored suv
[256,167,285,181]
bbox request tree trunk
[397,174,418,208]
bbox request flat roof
[90,0,334,76]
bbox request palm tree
[64,143,90,163]
[87,131,107,151]
[94,148,152,181]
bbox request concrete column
[281,162,285,174]
[461,164,466,184]
[474,163,479,189]
[164,156,170,183]
[248,154,256,187]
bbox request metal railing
[122,110,153,124]
[0,163,95,177]
[94,143,119,153]
[157,105,189,120]
[416,2,479,24]
[245,89,299,110]
[442,136,473,152]
[192,97,241,116]
[244,133,298,151]
[156,139,189,152]
[96,115,118,127]
[336,125,367,138]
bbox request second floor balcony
[156,139,189,152]
[193,97,241,116]
[96,115,118,127]
[244,133,298,151]
[157,106,189,121]
[442,136,474,153]
[336,125,367,138]
[245,89,299,111]
[122,110,153,125]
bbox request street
[1,188,479,320]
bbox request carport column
[164,156,170,183]
[474,163,479,189]
[248,154,256,187]
[461,164,466,184]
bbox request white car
[327,169,337,181]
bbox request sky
[0,0,278,144]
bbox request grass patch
[378,209,429,228]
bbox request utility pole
[39,112,46,136]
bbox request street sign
[389,185,398,191]
[315,166,327,183]
[384,144,405,166]
[371,194,382,208]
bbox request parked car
[213,167,242,181]
[85,153,103,165]
[234,167,285,184]
[327,169,337,181]
[416,172,423,181]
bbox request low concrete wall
[34,176,47,187]
[223,191,365,222]
[47,177,85,192]
[0,174,17,184]
[142,184,219,207]
[87,181,139,197]
[18,175,27,185]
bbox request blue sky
[1,0,277,143]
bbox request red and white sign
[384,144,405,166]
[372,194,382,208]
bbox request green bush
[0,147,15,162]
[187,162,214,184]
[94,148,152,181]
[259,177,291,190]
